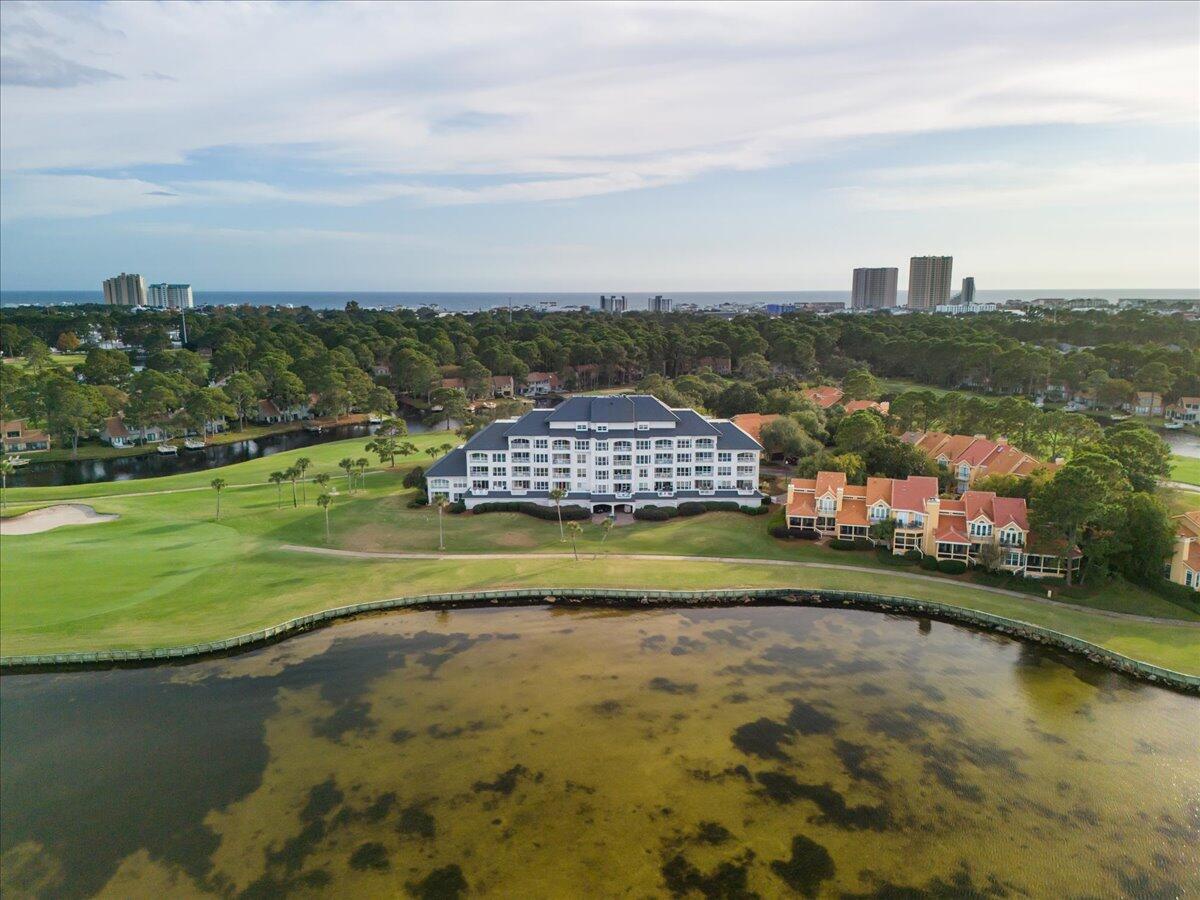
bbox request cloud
[0,1,1196,221]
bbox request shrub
[919,556,939,571]
[828,539,860,551]
[402,465,425,489]
[876,547,912,566]
[703,500,741,512]
[795,528,820,540]
[769,523,792,539]
[406,498,427,509]
[471,501,588,520]
[447,500,466,514]
[635,505,678,521]
[938,559,968,575]
[741,504,770,516]
[903,549,922,561]
[677,502,706,517]
[852,537,873,551]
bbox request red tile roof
[890,475,938,512]
[730,413,780,442]
[805,386,845,409]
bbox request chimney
[973,433,986,440]
[787,482,795,505]
[836,486,844,511]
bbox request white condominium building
[907,256,953,309]
[102,273,147,306]
[426,394,764,512]
[148,283,194,309]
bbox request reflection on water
[1,606,1197,898]
[1164,429,1200,460]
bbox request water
[7,423,400,488]
[1,605,1195,898]
[3,289,1197,311]
[1164,429,1200,459]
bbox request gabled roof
[935,520,971,543]
[426,447,466,478]
[1174,510,1200,539]
[991,497,1029,531]
[838,498,869,526]
[712,420,764,450]
[730,413,780,442]
[547,394,679,424]
[257,399,281,418]
[103,416,130,439]
[805,386,845,409]
[865,477,893,506]
[814,471,847,497]
[843,399,890,415]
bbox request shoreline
[3,587,1196,694]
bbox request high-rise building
[599,294,628,313]
[148,283,194,309]
[102,273,147,306]
[960,277,975,305]
[647,295,672,313]
[851,267,898,309]
[907,256,953,309]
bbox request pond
[7,418,450,488]
[1,605,1196,898]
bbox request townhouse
[1128,392,1164,418]
[520,372,560,397]
[901,430,1057,494]
[804,386,844,409]
[254,394,316,425]
[785,471,1077,578]
[1,419,51,453]
[730,413,779,443]
[843,399,890,415]
[1169,511,1200,590]
[1167,397,1200,424]
[426,394,763,512]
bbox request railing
[1,589,1195,693]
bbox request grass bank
[1171,455,1200,486]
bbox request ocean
[1,289,1197,311]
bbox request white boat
[5,455,30,467]
[156,443,179,455]
[1164,421,1185,430]
[183,438,206,450]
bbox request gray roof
[547,394,679,424]
[461,420,511,451]
[713,420,764,451]
[426,447,466,478]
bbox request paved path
[279,544,1200,627]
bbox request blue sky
[1,1,1197,291]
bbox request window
[552,439,571,450]
[637,422,650,431]
[1188,571,1196,587]
[533,453,549,463]
[575,440,589,450]
[493,453,506,463]
[969,521,992,537]
[472,480,489,491]
[1005,551,1022,566]
[596,424,609,433]
[576,423,587,432]
[534,439,548,448]
[718,451,732,462]
[635,454,651,465]
[534,480,550,491]
[676,439,692,449]
[870,503,888,521]
[636,439,651,450]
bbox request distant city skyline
[1,2,1197,290]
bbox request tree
[397,441,418,460]
[713,383,765,418]
[1031,465,1110,584]
[1134,361,1173,397]
[1116,492,1175,584]
[210,478,228,520]
[339,457,355,492]
[366,385,397,417]
[314,472,331,493]
[842,369,881,400]
[184,386,234,443]
[461,358,493,400]
[868,517,896,547]
[433,493,449,550]
[268,471,286,508]
[0,457,12,510]
[759,416,820,461]
[43,379,108,458]
[366,435,399,467]
[1101,422,1171,492]
[1097,377,1134,409]
[835,410,886,451]
[864,436,937,480]
[22,340,52,373]
[295,457,312,502]
[736,353,771,381]
[595,517,615,559]
[549,486,567,541]
[317,492,334,542]
[566,521,583,560]
[224,371,264,430]
[286,465,300,507]
[56,331,81,352]
[427,387,468,431]
[355,457,369,490]
[81,348,132,387]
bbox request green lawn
[3,439,1199,671]
[1,352,87,371]
[1170,455,1200,486]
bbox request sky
[1,0,1198,292]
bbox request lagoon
[1,605,1196,898]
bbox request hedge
[635,506,678,521]
[919,556,940,571]
[937,559,968,575]
[678,502,706,517]
[903,549,923,561]
[794,528,820,540]
[471,501,589,521]
[769,523,792,539]
[876,548,913,566]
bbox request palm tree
[295,457,312,503]
[433,493,449,550]
[595,516,614,559]
[286,465,300,507]
[317,492,333,542]
[211,477,228,520]
[0,457,12,511]
[314,472,331,494]
[549,486,567,541]
[355,457,369,491]
[268,470,286,508]
[398,440,419,458]
[339,457,355,492]
[566,520,582,561]
[425,446,441,464]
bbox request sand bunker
[0,504,118,535]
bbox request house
[520,371,561,397]
[372,361,391,377]
[843,399,890,415]
[1,419,50,453]
[254,396,314,425]
[101,415,162,446]
[440,377,466,392]
[1169,511,1200,589]
[785,472,1077,578]
[696,356,732,375]
[491,375,515,397]
[1127,392,1164,417]
[804,386,845,409]
[1168,397,1200,424]
[426,394,763,512]
[729,413,780,444]
[901,430,1057,493]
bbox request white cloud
[0,0,1196,220]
